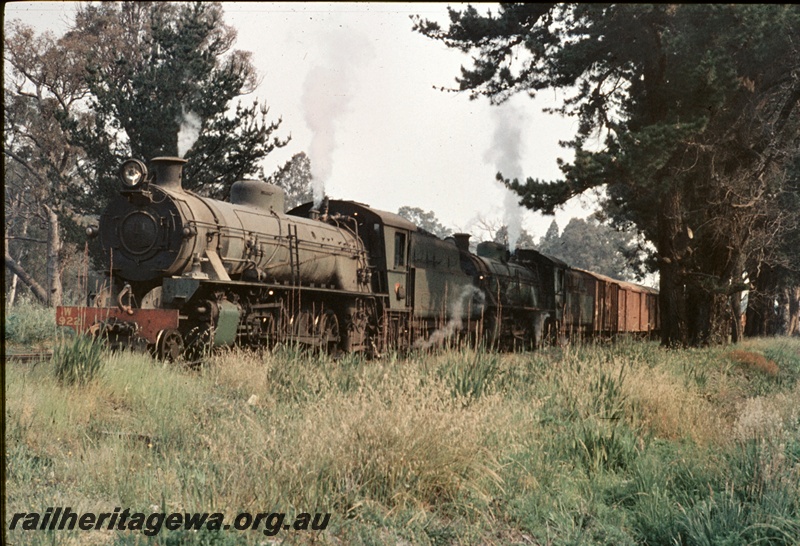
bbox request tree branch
[4,251,49,304]
[5,236,48,244]
[3,148,50,187]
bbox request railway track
[5,351,53,363]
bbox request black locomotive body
[57,157,659,358]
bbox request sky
[4,1,599,245]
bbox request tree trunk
[789,286,800,336]
[659,262,688,346]
[777,288,791,335]
[744,267,786,337]
[658,188,688,347]
[687,284,731,345]
[9,270,19,306]
[6,214,29,306]
[745,291,771,336]
[730,291,746,343]
[5,251,49,303]
[44,204,63,307]
[708,291,731,345]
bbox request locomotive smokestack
[452,233,471,253]
[151,157,187,191]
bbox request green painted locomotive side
[408,233,479,320]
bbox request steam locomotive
[56,156,659,359]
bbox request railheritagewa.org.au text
[9,507,331,537]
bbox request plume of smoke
[302,30,374,208]
[484,104,526,252]
[415,285,485,349]
[503,189,523,253]
[177,107,202,158]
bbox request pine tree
[65,1,288,211]
[416,4,800,346]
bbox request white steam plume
[415,285,485,349]
[484,103,526,252]
[302,30,374,208]
[177,107,202,158]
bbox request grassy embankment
[4,302,800,545]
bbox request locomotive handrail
[117,283,135,315]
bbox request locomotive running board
[56,306,179,344]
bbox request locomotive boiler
[59,157,378,359]
[103,157,369,290]
[57,156,659,360]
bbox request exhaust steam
[302,30,374,209]
[177,107,202,158]
[415,285,485,349]
[484,103,525,252]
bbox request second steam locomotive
[57,156,659,359]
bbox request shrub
[727,350,779,376]
[5,300,57,345]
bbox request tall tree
[492,225,536,250]
[65,1,288,211]
[538,220,560,252]
[4,21,95,305]
[397,206,453,239]
[744,156,800,337]
[416,4,800,346]
[266,152,314,210]
[536,218,644,281]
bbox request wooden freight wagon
[571,269,660,336]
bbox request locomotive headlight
[119,158,148,189]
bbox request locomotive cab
[288,200,416,304]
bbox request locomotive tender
[56,156,659,359]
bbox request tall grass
[52,334,105,386]
[5,335,800,545]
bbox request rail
[6,351,53,363]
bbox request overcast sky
[5,1,598,243]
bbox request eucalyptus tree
[537,218,644,282]
[267,152,315,210]
[397,206,453,239]
[4,20,95,305]
[5,2,290,304]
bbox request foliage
[3,18,96,305]
[62,1,289,210]
[537,218,646,281]
[415,4,800,346]
[492,224,536,250]
[397,206,453,239]
[266,152,314,210]
[4,299,58,346]
[4,2,290,304]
